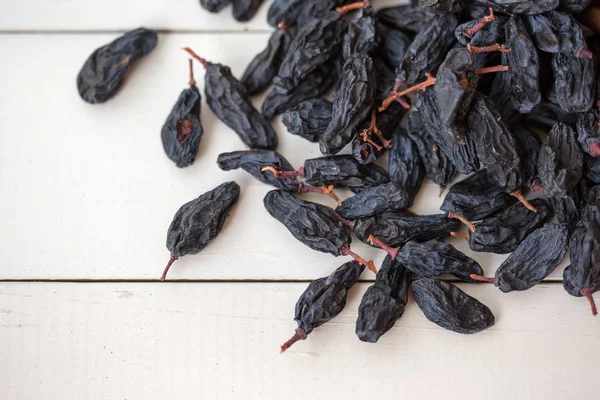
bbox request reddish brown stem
[160,253,179,281]
[469,274,498,284]
[447,212,476,232]
[581,288,598,316]
[261,166,305,179]
[182,47,212,69]
[451,231,470,240]
[367,235,399,260]
[589,142,600,157]
[360,131,383,151]
[340,244,377,274]
[380,73,436,111]
[468,43,511,54]
[333,212,356,230]
[188,59,196,86]
[510,190,537,212]
[475,65,509,75]
[298,183,341,206]
[577,45,593,59]
[336,1,366,13]
[395,97,411,109]
[280,328,308,353]
[463,8,494,39]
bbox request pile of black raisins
[76,0,600,352]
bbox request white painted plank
[0,282,598,400]
[0,0,406,32]
[0,34,566,280]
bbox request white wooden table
[0,1,598,399]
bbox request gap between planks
[0,279,566,284]
[0,29,271,35]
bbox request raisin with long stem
[184,47,277,149]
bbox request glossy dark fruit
[281,260,364,352]
[551,53,596,113]
[537,122,583,198]
[274,12,345,93]
[262,63,337,119]
[376,5,433,34]
[320,53,376,155]
[490,16,541,121]
[377,25,412,70]
[185,50,278,150]
[282,98,332,143]
[477,223,569,292]
[335,182,409,220]
[217,150,298,191]
[406,112,456,190]
[576,108,600,157]
[161,181,240,280]
[354,212,461,248]
[412,279,495,334]
[512,124,542,187]
[558,0,591,13]
[342,6,378,60]
[467,94,521,193]
[232,0,264,21]
[161,69,203,168]
[389,127,424,207]
[525,11,589,57]
[264,189,350,256]
[419,0,465,12]
[394,239,484,282]
[356,256,412,343]
[303,155,390,193]
[563,207,600,315]
[441,170,518,221]
[77,28,158,104]
[396,13,457,85]
[200,0,231,12]
[475,0,559,15]
[465,199,552,254]
[241,26,291,95]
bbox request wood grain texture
[1,282,598,400]
[0,34,566,280]
[0,0,406,32]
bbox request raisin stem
[333,212,356,230]
[188,59,196,86]
[340,244,377,274]
[474,65,509,75]
[509,190,537,212]
[261,166,305,179]
[336,1,367,14]
[182,47,212,69]
[467,43,511,54]
[469,274,498,284]
[451,231,470,240]
[360,131,383,151]
[379,73,436,112]
[367,235,399,260]
[577,45,593,60]
[297,183,342,206]
[580,288,598,316]
[463,8,494,39]
[160,253,179,281]
[588,142,600,157]
[280,328,308,353]
[447,212,476,232]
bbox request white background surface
[0,1,598,399]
